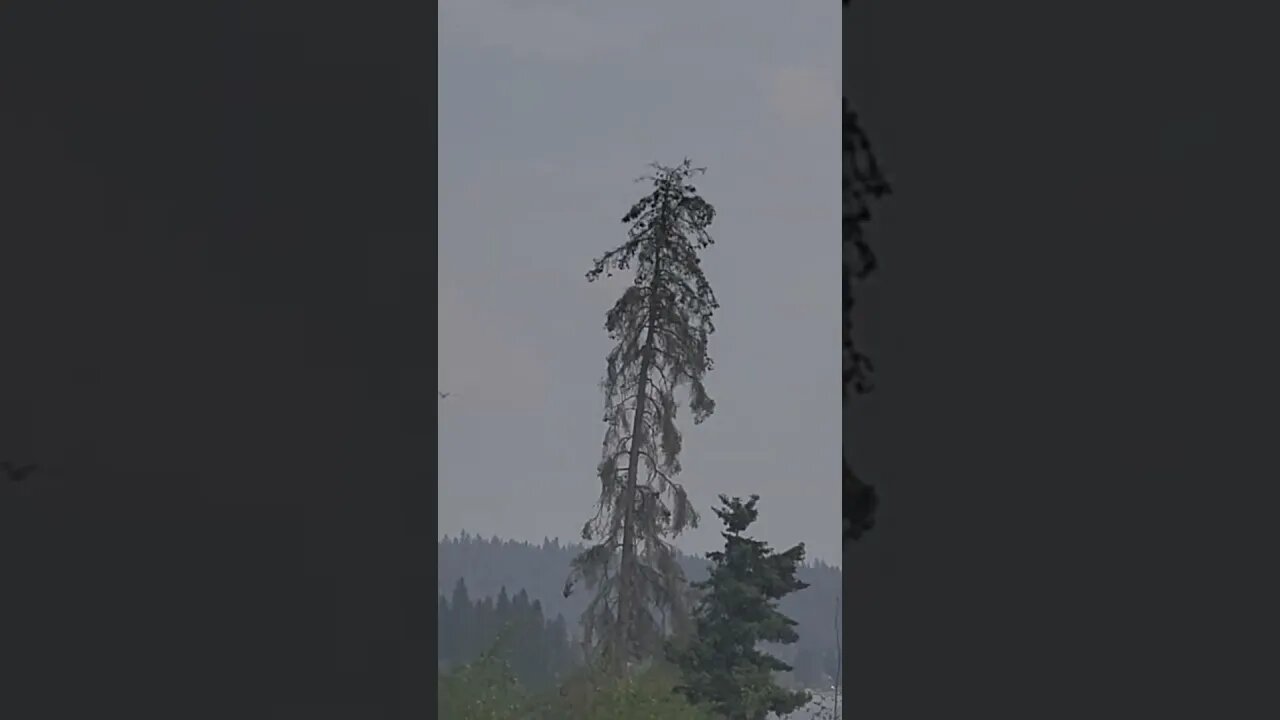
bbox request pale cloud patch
[438,0,657,63]
[761,65,838,129]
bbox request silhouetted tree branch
[844,41,891,544]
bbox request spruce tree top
[671,495,812,720]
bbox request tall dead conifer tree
[567,159,719,677]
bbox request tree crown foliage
[670,495,814,720]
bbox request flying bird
[439,392,451,400]
[2,461,39,482]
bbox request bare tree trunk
[614,226,665,677]
[834,597,842,719]
[615,344,649,675]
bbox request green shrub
[437,642,529,720]
[577,664,716,720]
[439,632,715,720]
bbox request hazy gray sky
[438,0,841,564]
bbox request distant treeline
[438,532,843,689]
[439,578,577,691]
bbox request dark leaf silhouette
[843,98,891,401]
[844,90,891,544]
[2,461,40,482]
[843,461,879,541]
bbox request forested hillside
[438,533,843,688]
[438,580,576,691]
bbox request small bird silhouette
[2,461,40,482]
[439,391,451,400]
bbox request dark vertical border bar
[842,2,890,547]
[843,0,891,715]
[0,1,436,715]
[424,6,442,716]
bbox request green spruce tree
[496,585,511,621]
[568,159,720,677]
[438,595,453,668]
[670,495,812,720]
[449,578,474,661]
[476,596,496,658]
[546,612,571,680]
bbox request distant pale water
[776,690,840,719]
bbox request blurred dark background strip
[0,2,432,717]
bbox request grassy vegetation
[438,644,716,720]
